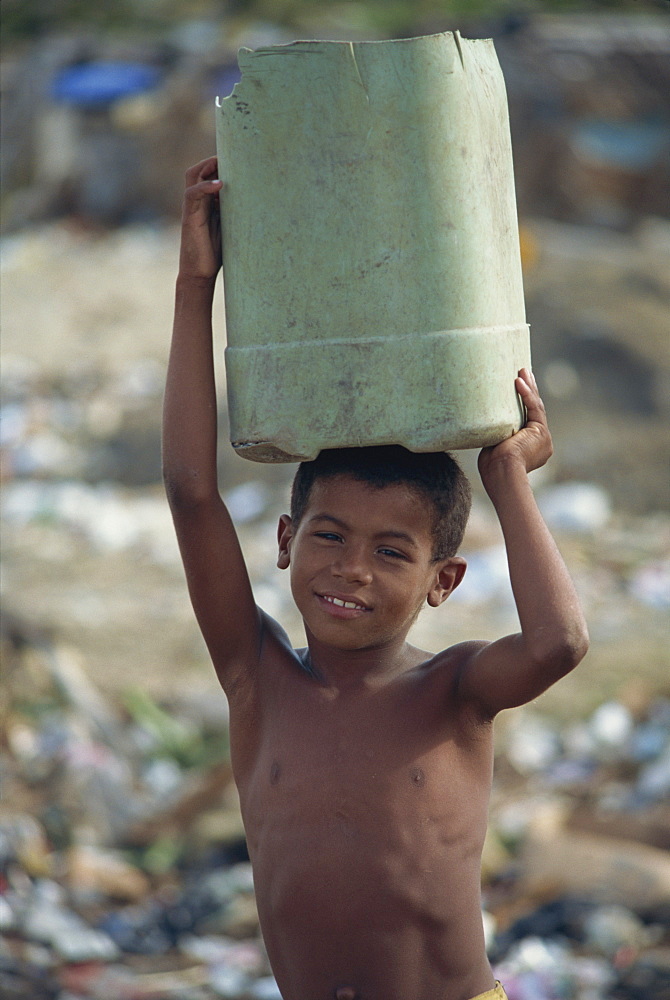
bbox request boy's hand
[478,368,552,486]
[178,156,223,283]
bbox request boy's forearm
[162,276,220,504]
[484,457,589,676]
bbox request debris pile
[484,696,670,999]
[1,613,669,999]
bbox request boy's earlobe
[427,557,466,607]
[277,514,293,570]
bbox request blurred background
[1,2,669,999]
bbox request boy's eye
[377,547,405,560]
[314,531,341,542]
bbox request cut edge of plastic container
[231,416,525,464]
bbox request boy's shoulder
[415,639,496,718]
[257,609,314,677]
[421,638,491,677]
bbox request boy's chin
[303,620,406,653]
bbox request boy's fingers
[515,371,547,425]
[183,178,223,214]
[187,155,218,175]
[516,369,540,402]
[517,367,537,391]
[184,178,221,194]
[188,178,223,195]
[185,156,219,186]
[514,374,533,403]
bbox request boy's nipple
[335,988,359,1000]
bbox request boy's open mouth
[317,593,371,615]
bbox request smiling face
[277,474,465,653]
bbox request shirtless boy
[163,156,590,1000]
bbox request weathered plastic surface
[215,32,530,462]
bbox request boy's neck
[303,632,428,692]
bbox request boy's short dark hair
[290,446,471,561]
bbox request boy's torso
[227,619,497,1000]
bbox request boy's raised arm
[455,369,589,717]
[162,157,262,695]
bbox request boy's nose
[333,547,373,585]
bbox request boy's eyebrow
[306,513,350,529]
[374,530,418,547]
[307,514,418,548]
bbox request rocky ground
[1,217,669,998]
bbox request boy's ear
[277,514,293,570]
[427,556,466,607]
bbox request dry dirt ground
[1,219,669,723]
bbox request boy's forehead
[304,474,434,532]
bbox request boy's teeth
[326,596,362,609]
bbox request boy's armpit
[452,634,525,717]
[424,640,494,715]
[453,628,585,717]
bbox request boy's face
[277,474,465,652]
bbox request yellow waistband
[470,983,508,1000]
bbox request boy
[163,157,589,1000]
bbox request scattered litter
[450,545,514,607]
[589,700,634,754]
[224,482,271,524]
[537,482,612,533]
[2,479,179,562]
[2,613,669,998]
[629,559,670,609]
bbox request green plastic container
[215,32,530,462]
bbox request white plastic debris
[224,481,270,523]
[0,895,15,932]
[2,479,179,562]
[506,713,562,774]
[537,482,612,533]
[249,977,283,1000]
[210,966,252,998]
[449,545,513,607]
[583,904,649,956]
[23,895,119,961]
[589,701,634,751]
[482,908,497,954]
[629,558,670,609]
[637,744,670,801]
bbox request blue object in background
[572,117,669,171]
[52,62,162,107]
[210,65,242,99]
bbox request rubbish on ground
[2,613,669,998]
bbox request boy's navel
[335,988,358,1000]
[269,760,281,785]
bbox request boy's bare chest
[237,674,493,848]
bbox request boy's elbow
[560,624,589,674]
[530,622,589,682]
[162,465,216,510]
[163,469,191,510]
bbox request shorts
[470,983,508,1000]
